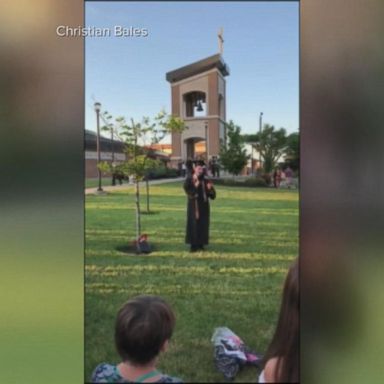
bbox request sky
[85,1,299,140]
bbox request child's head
[115,295,176,366]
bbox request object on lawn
[211,327,263,381]
[134,234,151,254]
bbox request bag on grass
[136,234,151,254]
[138,240,151,254]
[211,327,263,381]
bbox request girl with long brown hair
[259,259,299,383]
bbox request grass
[85,182,298,383]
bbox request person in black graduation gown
[184,163,216,252]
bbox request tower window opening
[184,91,207,117]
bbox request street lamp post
[258,112,263,174]
[94,102,103,192]
[111,124,116,186]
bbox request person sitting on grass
[91,295,182,383]
[259,259,299,383]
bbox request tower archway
[184,137,206,160]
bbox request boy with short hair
[91,295,182,383]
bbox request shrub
[243,177,268,187]
[146,167,178,180]
[213,177,268,188]
[166,168,178,178]
[261,173,272,186]
[211,179,234,187]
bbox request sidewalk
[85,177,184,195]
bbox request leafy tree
[219,120,249,176]
[254,124,288,174]
[242,133,258,143]
[99,110,185,252]
[285,131,299,171]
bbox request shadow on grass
[115,244,139,255]
[99,240,295,257]
[140,211,160,215]
[115,243,158,255]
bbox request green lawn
[85,182,298,383]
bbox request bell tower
[166,53,230,165]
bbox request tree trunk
[131,118,142,253]
[135,180,141,253]
[146,178,150,213]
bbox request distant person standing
[184,163,216,252]
[285,166,293,189]
[181,162,187,178]
[185,159,194,178]
[273,168,282,189]
[212,156,220,178]
[208,159,213,176]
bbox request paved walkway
[85,177,185,195]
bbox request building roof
[144,146,171,160]
[146,144,172,155]
[85,130,125,153]
[85,130,170,161]
[166,54,230,83]
[147,150,170,161]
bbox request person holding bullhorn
[184,162,216,252]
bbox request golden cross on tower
[218,27,224,55]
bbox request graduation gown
[184,176,216,246]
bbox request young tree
[99,110,185,252]
[219,120,249,176]
[254,124,288,174]
[142,112,186,213]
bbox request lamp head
[94,102,101,112]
